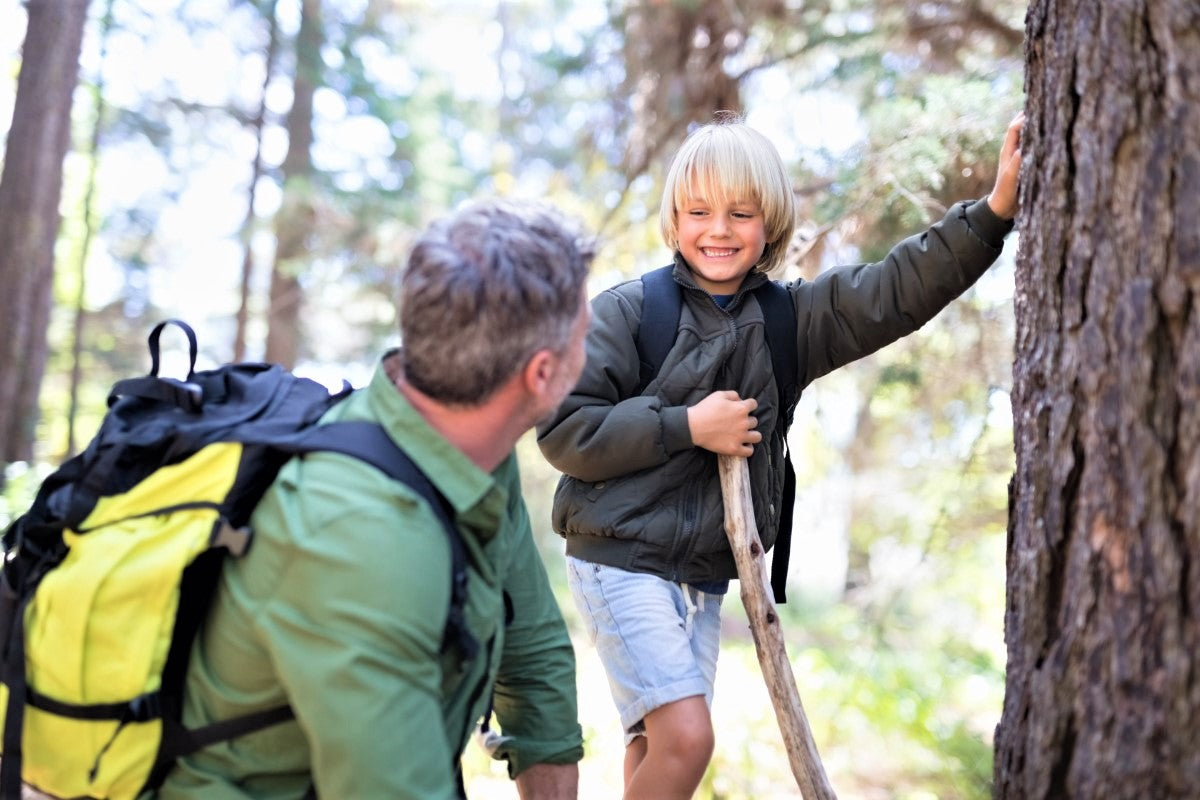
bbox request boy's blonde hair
[659,116,796,275]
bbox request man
[159,199,594,799]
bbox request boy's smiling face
[675,192,769,295]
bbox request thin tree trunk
[996,1,1200,798]
[233,0,280,364]
[0,0,90,470]
[264,0,322,369]
[67,0,114,459]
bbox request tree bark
[264,0,321,369]
[0,0,90,468]
[996,1,1200,798]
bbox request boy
[537,112,1023,798]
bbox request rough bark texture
[0,0,90,466]
[996,1,1200,798]
[264,0,321,368]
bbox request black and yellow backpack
[0,320,474,799]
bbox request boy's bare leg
[623,736,648,788]
[623,696,714,800]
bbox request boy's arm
[797,112,1023,384]
[537,289,694,482]
[796,197,1012,383]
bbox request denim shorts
[566,556,724,745]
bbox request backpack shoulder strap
[749,280,799,605]
[293,421,478,660]
[750,280,798,428]
[635,265,683,395]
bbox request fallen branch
[718,454,837,800]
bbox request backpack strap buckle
[210,519,253,557]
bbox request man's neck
[390,365,527,473]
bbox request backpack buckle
[127,692,163,723]
[210,519,253,557]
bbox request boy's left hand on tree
[987,111,1024,221]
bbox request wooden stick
[718,454,837,800]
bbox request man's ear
[523,349,556,397]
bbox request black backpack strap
[750,281,799,604]
[295,421,478,660]
[751,281,798,434]
[635,265,683,395]
[161,703,296,755]
[146,319,199,379]
[770,455,798,604]
[0,591,31,800]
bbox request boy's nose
[710,215,730,236]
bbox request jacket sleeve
[796,197,1013,385]
[252,459,462,800]
[536,286,694,483]
[486,459,584,776]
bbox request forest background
[0,1,1027,797]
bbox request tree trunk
[996,1,1200,798]
[0,0,90,469]
[264,0,321,369]
[233,0,280,364]
[67,0,114,460]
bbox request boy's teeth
[703,248,736,256]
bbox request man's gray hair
[399,199,595,405]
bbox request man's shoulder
[251,446,440,552]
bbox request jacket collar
[669,252,771,307]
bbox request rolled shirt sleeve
[487,457,584,777]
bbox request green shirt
[158,356,583,799]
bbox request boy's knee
[645,701,714,762]
[671,722,714,763]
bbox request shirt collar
[361,351,511,535]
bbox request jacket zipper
[667,289,742,581]
[669,483,698,582]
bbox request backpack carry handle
[148,319,199,380]
[107,320,204,411]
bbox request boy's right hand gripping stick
[718,454,838,800]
